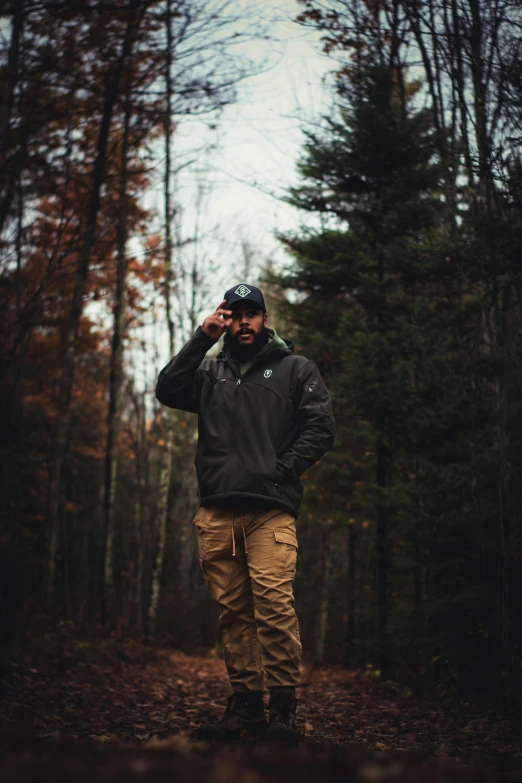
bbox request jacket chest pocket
[205,378,237,413]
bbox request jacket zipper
[219,350,285,496]
[223,378,241,494]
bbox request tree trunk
[314,525,331,665]
[376,251,391,679]
[177,428,198,603]
[0,124,28,240]
[376,413,391,679]
[344,525,357,666]
[163,0,175,356]
[413,482,426,672]
[0,0,24,150]
[146,438,172,638]
[128,384,146,635]
[102,89,132,631]
[45,2,143,606]
[468,0,490,192]
[131,494,144,635]
[449,0,476,192]
[403,2,441,133]
[146,0,175,639]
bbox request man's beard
[224,328,269,361]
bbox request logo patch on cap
[235,284,251,298]
[264,369,272,378]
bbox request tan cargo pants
[193,504,302,691]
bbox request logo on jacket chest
[264,369,272,378]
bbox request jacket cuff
[193,325,219,347]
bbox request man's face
[226,303,267,347]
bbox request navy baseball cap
[224,283,266,311]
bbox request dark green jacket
[155,327,335,516]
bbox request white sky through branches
[156,0,333,313]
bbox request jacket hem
[199,491,298,517]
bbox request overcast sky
[154,0,335,286]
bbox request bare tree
[146,0,176,639]
[103,89,133,631]
[45,0,147,605]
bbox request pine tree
[272,63,481,680]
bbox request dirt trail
[2,641,522,781]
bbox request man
[156,283,335,745]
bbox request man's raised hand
[201,300,233,340]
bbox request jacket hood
[251,327,293,358]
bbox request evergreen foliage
[271,60,522,698]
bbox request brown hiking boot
[266,689,299,746]
[196,691,267,742]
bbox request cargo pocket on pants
[273,530,298,577]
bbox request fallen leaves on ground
[2,638,522,781]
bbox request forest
[2,0,522,777]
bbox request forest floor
[2,637,522,782]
